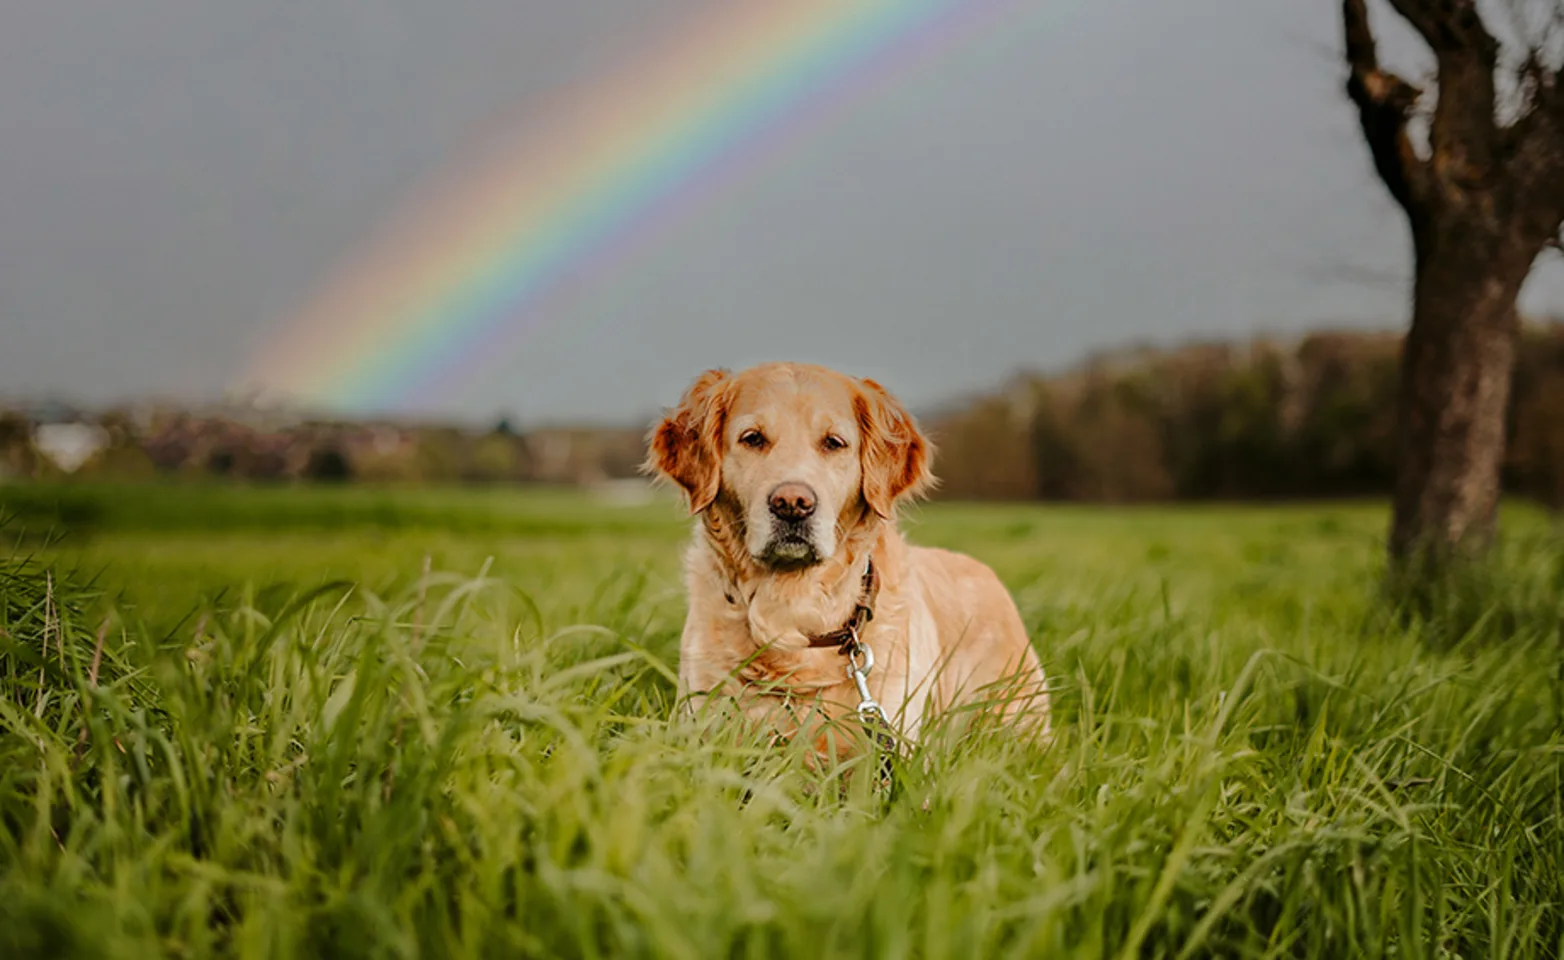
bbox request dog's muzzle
[759,482,822,567]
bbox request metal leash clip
[843,629,897,794]
[844,630,888,724]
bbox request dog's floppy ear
[854,377,935,519]
[645,369,734,513]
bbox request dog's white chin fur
[746,509,835,567]
[762,539,819,565]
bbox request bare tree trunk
[1390,229,1529,568]
[1342,0,1564,582]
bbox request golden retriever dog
[646,362,1051,764]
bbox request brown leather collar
[805,556,879,651]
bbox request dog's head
[647,363,934,570]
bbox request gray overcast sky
[4,0,1563,425]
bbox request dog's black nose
[768,483,817,521]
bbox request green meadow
[2,482,1562,958]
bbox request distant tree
[303,447,352,483]
[411,428,468,483]
[1343,0,1564,575]
[466,433,524,483]
[930,397,1034,501]
[0,412,37,479]
[1029,392,1082,501]
[1506,323,1564,507]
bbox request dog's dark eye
[738,430,768,450]
[821,434,849,452]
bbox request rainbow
[239,0,1014,415]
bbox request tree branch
[1501,51,1564,246]
[1344,0,1431,217]
[1383,0,1499,56]
[1384,0,1501,190]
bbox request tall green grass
[0,481,679,540]
[1,485,1561,957]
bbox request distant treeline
[0,408,650,489]
[926,323,1564,507]
[7,324,1563,506]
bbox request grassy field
[2,481,1562,958]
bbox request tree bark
[1390,225,1530,568]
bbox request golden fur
[647,362,1051,759]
